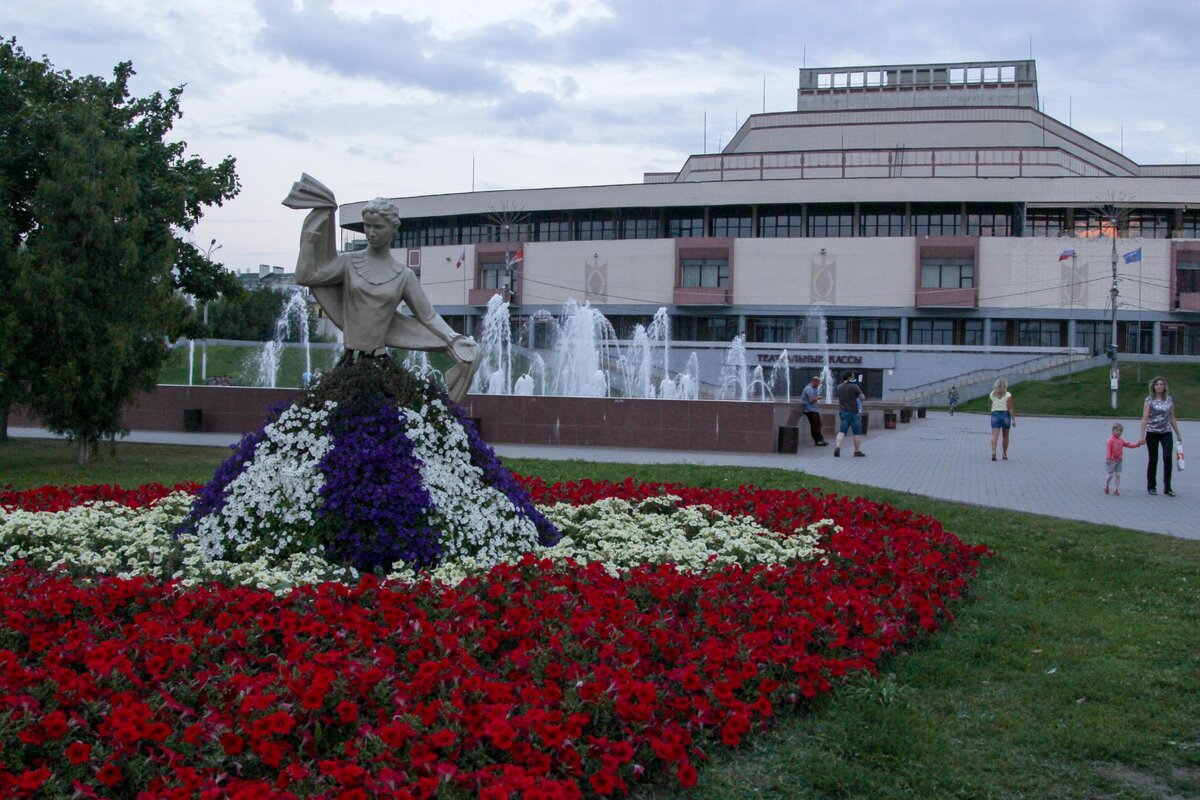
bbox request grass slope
[1,442,1197,799]
[959,361,1199,419]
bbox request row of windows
[483,314,1199,355]
[357,206,1200,249]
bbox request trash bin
[900,408,913,424]
[860,412,870,434]
[777,426,799,454]
[183,408,203,432]
[884,411,898,429]
[917,406,927,419]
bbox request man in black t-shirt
[834,371,866,457]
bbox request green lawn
[159,344,341,388]
[3,440,1197,799]
[959,361,1199,419]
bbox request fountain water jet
[253,292,312,388]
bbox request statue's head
[361,197,401,229]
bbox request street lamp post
[1109,226,1119,410]
[202,238,222,384]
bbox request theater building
[337,59,1200,400]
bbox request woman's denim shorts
[990,411,1011,430]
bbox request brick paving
[10,411,1195,540]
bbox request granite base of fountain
[12,385,913,455]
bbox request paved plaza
[10,411,1196,540]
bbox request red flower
[96,762,123,787]
[66,740,92,764]
[335,700,359,724]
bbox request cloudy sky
[6,0,1200,272]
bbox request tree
[0,39,74,441]
[1,41,240,460]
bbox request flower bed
[0,480,988,798]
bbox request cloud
[253,0,512,96]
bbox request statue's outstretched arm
[283,174,342,286]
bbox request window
[758,213,804,237]
[1024,208,1067,237]
[913,205,961,236]
[673,316,736,342]
[990,320,1011,347]
[1178,258,1200,293]
[398,225,420,248]
[421,223,452,246]
[826,318,850,344]
[910,319,954,345]
[858,318,901,344]
[859,206,906,237]
[538,219,572,242]
[492,223,532,243]
[1073,210,1119,239]
[479,261,510,291]
[575,216,615,241]
[963,319,984,346]
[710,211,752,238]
[1074,321,1112,356]
[459,223,491,243]
[807,205,853,238]
[1127,210,1172,239]
[1181,211,1200,239]
[1017,320,1062,347]
[966,206,1012,237]
[667,213,704,238]
[680,257,728,288]
[748,316,799,343]
[620,213,659,239]
[920,257,974,289]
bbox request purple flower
[317,399,441,572]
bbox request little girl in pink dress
[1105,423,1143,495]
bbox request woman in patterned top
[1138,375,1184,496]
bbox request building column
[1067,319,1077,351]
[899,316,909,346]
[983,318,992,350]
[1152,321,1162,355]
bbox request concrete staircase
[889,350,1104,407]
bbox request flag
[1123,247,1142,264]
[454,248,466,269]
[1058,248,1076,262]
[506,247,524,269]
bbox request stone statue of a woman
[283,174,479,402]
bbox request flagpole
[1068,252,1076,379]
[1136,245,1142,383]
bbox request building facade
[338,60,1200,398]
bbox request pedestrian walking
[1104,423,1142,495]
[948,385,959,415]
[834,371,866,458]
[989,378,1015,461]
[799,375,828,447]
[1139,375,1184,496]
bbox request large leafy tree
[0,39,72,441]
[0,40,240,460]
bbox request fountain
[470,295,513,395]
[803,306,835,403]
[253,291,312,388]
